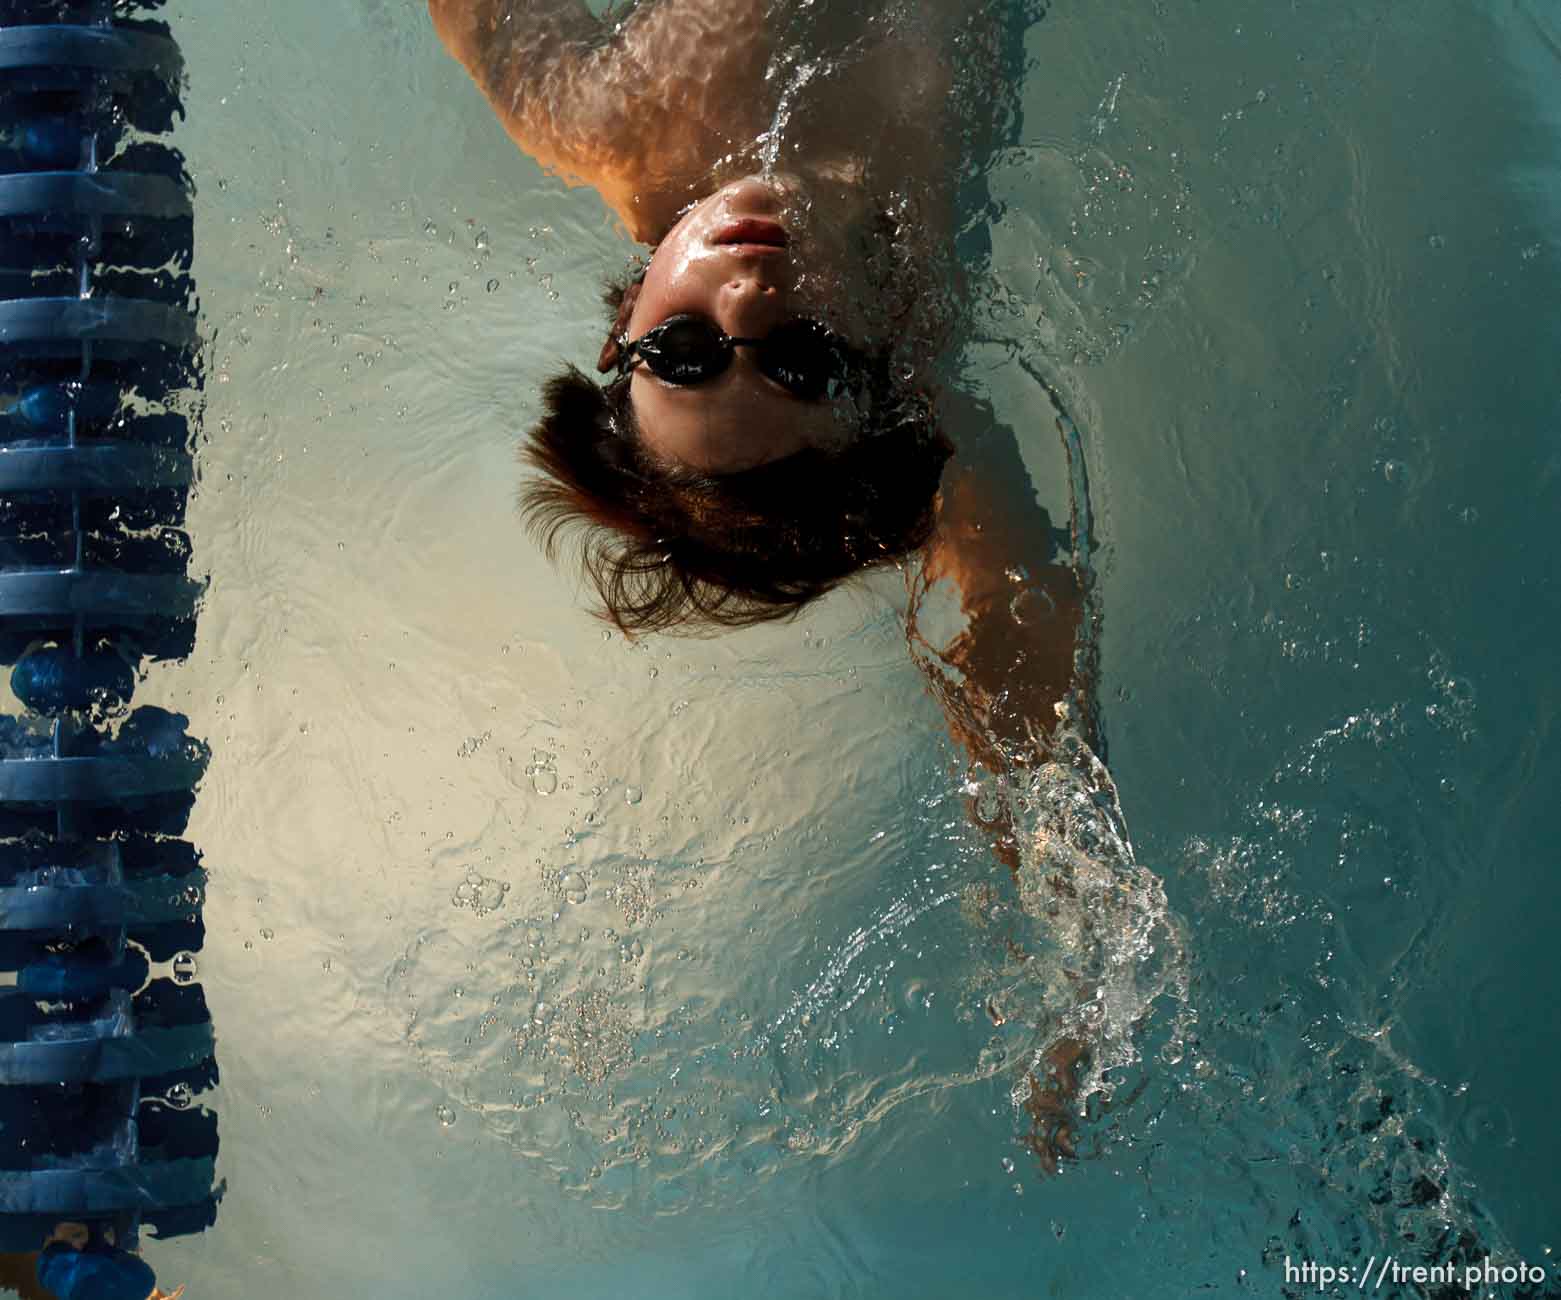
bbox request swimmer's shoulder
[427,0,611,178]
[429,0,772,242]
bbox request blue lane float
[0,2,218,1295]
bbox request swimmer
[430,0,1094,1164]
[0,1222,183,1300]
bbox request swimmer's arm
[910,425,1090,784]
[909,421,1093,1175]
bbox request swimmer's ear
[596,281,642,374]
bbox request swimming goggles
[615,314,859,402]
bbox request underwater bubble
[452,871,510,915]
[170,952,198,985]
[486,278,500,293]
[435,1103,457,1127]
[165,1082,193,1110]
[625,786,643,806]
[561,872,588,905]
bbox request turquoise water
[127,0,1561,1295]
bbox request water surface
[120,0,1561,1294]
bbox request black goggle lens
[640,318,725,383]
[756,320,843,401]
[628,317,851,400]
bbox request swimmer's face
[621,176,875,474]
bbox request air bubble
[435,1103,457,1127]
[170,952,198,985]
[561,872,588,905]
[452,870,510,915]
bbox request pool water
[114,0,1561,1295]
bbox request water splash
[756,56,820,177]
[969,707,1190,1113]
[386,714,1192,1209]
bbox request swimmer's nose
[719,276,786,336]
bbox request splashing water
[965,706,1190,1117]
[756,57,820,177]
[387,698,1191,1207]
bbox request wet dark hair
[519,278,952,636]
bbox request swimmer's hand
[1021,1038,1087,1175]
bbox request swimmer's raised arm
[910,397,1091,798]
[428,0,770,240]
[909,399,1096,1175]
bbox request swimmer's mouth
[713,219,789,249]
